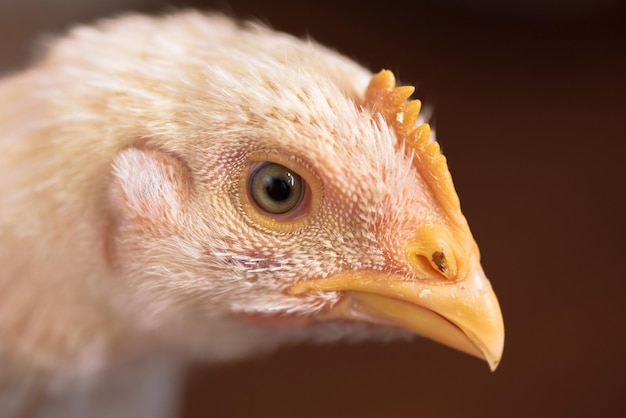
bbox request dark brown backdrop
[2,1,625,417]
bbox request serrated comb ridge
[364,70,461,216]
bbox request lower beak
[288,261,504,371]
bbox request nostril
[431,251,448,273]
[406,226,458,281]
[409,252,446,279]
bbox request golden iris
[249,163,304,214]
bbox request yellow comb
[364,70,462,219]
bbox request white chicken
[0,11,503,417]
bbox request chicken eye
[249,163,304,214]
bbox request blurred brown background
[2,0,625,417]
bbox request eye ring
[248,162,304,215]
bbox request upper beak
[288,257,504,371]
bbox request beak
[288,258,504,371]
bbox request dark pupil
[263,174,293,202]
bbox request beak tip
[464,266,505,372]
[486,343,503,371]
[481,317,505,372]
[484,334,504,371]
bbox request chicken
[0,10,504,417]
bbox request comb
[364,70,461,219]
